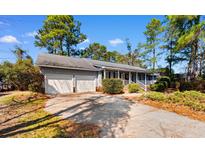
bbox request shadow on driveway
[45,94,133,137]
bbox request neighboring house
[36,53,157,94]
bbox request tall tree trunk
[199,49,203,76]
[169,39,173,77]
[153,48,156,71]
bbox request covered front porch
[98,68,157,90]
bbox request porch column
[129,72,132,84]
[136,72,138,83]
[103,69,106,79]
[145,73,147,92]
[110,71,113,78]
[118,70,120,79]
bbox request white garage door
[46,74,73,94]
[76,75,96,93]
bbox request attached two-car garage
[43,68,97,94]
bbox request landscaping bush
[179,80,205,92]
[150,76,170,92]
[0,59,43,93]
[150,82,167,92]
[128,83,141,93]
[157,76,171,87]
[102,78,124,94]
[145,91,166,101]
[28,76,44,92]
[179,81,195,91]
[144,91,205,112]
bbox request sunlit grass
[0,91,100,138]
[0,91,35,105]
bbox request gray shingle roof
[36,53,99,71]
[89,59,147,72]
[36,53,147,72]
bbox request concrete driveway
[45,93,205,137]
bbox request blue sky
[0,15,185,72]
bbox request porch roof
[89,59,147,73]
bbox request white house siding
[41,67,98,94]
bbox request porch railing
[135,80,146,91]
[122,80,129,85]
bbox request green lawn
[0,91,100,138]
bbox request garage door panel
[46,74,73,94]
[76,75,96,93]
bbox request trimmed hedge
[128,83,141,93]
[102,78,124,94]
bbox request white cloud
[0,35,20,44]
[24,31,37,37]
[109,38,124,46]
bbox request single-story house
[36,53,157,94]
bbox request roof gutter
[37,64,100,72]
[94,65,148,73]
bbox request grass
[0,91,33,104]
[125,90,205,122]
[0,91,100,138]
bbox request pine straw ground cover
[125,91,205,122]
[0,91,100,138]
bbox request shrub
[145,92,166,101]
[150,76,170,92]
[0,59,43,92]
[183,90,205,101]
[144,91,205,112]
[179,81,194,91]
[167,91,183,104]
[128,83,141,93]
[28,77,44,92]
[102,78,124,94]
[150,82,167,92]
[157,76,171,87]
[178,80,205,92]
